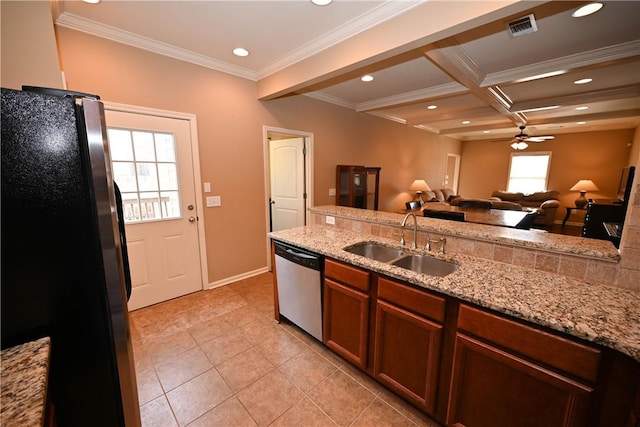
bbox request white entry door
[105,110,202,310]
[269,138,305,231]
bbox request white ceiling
[55,0,640,143]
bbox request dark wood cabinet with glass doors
[336,165,380,210]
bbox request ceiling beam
[256,1,534,100]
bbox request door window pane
[158,163,178,191]
[107,129,134,161]
[155,133,176,162]
[136,162,159,191]
[107,128,181,223]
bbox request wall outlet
[206,196,221,207]
[326,215,336,225]
[329,188,336,196]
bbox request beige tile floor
[129,272,441,427]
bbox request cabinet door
[323,277,370,368]
[373,300,442,413]
[447,333,593,427]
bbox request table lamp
[409,179,431,205]
[570,179,599,208]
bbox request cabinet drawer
[457,304,601,383]
[377,277,445,323]
[325,259,370,292]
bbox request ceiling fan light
[572,3,603,18]
[511,141,528,150]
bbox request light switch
[206,196,221,207]
[329,188,336,196]
[204,182,211,193]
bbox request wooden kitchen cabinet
[446,304,600,427]
[323,259,371,369]
[311,255,638,426]
[373,277,445,413]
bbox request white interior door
[269,137,305,231]
[105,110,202,310]
[446,153,461,193]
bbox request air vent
[507,14,538,37]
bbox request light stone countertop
[1,337,51,427]
[270,225,640,362]
[310,205,621,261]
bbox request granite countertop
[270,225,640,362]
[1,337,51,427]
[310,205,620,261]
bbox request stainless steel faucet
[400,212,418,250]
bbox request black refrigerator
[1,87,141,426]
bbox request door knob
[189,216,196,223]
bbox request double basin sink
[344,242,459,277]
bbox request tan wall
[459,129,636,222]
[0,1,62,90]
[55,27,460,284]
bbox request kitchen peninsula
[270,206,640,426]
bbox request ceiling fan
[508,125,554,150]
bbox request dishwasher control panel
[274,241,322,271]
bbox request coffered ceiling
[54,0,640,143]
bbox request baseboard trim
[207,267,271,289]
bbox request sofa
[489,190,560,226]
[423,188,458,203]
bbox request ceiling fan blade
[525,135,555,142]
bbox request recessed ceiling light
[572,3,603,18]
[311,0,332,5]
[426,105,437,110]
[462,121,471,125]
[574,78,593,85]
[232,48,249,57]
[361,75,374,82]
[577,121,587,125]
[82,0,100,3]
[483,130,491,134]
[576,106,589,111]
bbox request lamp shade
[570,179,599,192]
[409,179,431,192]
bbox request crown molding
[55,12,258,81]
[365,111,407,125]
[304,91,356,110]
[55,1,425,83]
[483,40,640,87]
[257,0,426,79]
[355,82,467,112]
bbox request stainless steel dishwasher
[274,241,323,341]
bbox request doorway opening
[263,126,314,267]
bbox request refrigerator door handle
[114,182,132,301]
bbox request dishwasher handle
[274,241,322,271]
